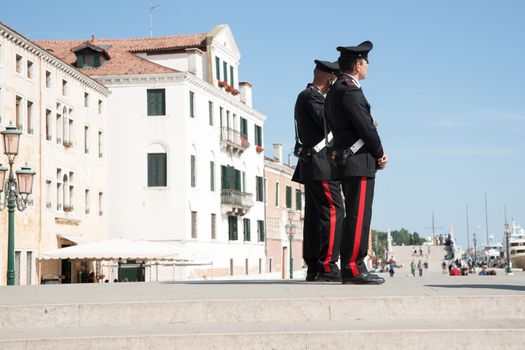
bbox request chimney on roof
[239,81,253,107]
[91,34,95,42]
[186,48,203,79]
[273,144,283,164]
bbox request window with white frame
[26,60,34,79]
[84,126,89,154]
[84,92,89,108]
[16,54,22,74]
[62,79,68,96]
[98,131,103,157]
[15,96,22,130]
[56,168,62,210]
[45,109,52,141]
[85,189,90,214]
[46,71,52,88]
[98,99,103,114]
[45,180,52,209]
[27,101,33,134]
[98,192,104,216]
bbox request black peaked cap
[337,41,373,62]
[314,60,339,74]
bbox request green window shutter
[147,89,165,116]
[189,91,194,118]
[242,172,246,192]
[275,183,279,207]
[208,101,213,125]
[244,218,251,241]
[215,56,220,80]
[219,107,223,127]
[221,165,227,189]
[223,61,228,83]
[229,216,238,240]
[240,118,248,137]
[286,186,292,209]
[210,161,215,191]
[235,169,241,191]
[94,54,101,67]
[257,220,265,242]
[296,189,302,210]
[191,155,196,187]
[256,176,263,202]
[76,55,84,68]
[148,153,166,187]
[254,125,262,146]
[230,65,234,86]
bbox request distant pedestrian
[423,261,429,276]
[389,262,395,277]
[410,260,416,277]
[417,260,423,277]
[419,248,423,257]
[441,261,447,274]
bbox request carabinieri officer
[292,60,344,282]
[324,41,389,284]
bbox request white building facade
[38,25,267,279]
[0,22,110,285]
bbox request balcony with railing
[220,127,249,155]
[221,189,254,216]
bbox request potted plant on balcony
[231,88,240,96]
[255,145,264,153]
[224,83,233,92]
[218,80,226,88]
[63,140,73,148]
[241,136,250,148]
[63,205,74,212]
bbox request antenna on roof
[149,1,161,37]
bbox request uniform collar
[341,74,361,88]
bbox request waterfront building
[264,144,304,277]
[37,25,267,279]
[0,22,110,285]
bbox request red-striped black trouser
[340,176,375,278]
[303,180,344,273]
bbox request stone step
[0,319,524,350]
[1,294,524,329]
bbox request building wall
[264,154,304,275]
[101,70,266,277]
[0,24,109,285]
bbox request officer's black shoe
[306,266,319,281]
[342,272,385,285]
[318,265,341,282]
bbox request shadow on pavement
[160,280,326,285]
[426,284,525,292]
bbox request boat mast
[485,193,489,246]
[466,204,470,251]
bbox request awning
[38,238,206,262]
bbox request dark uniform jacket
[292,84,335,183]
[324,74,384,178]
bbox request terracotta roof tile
[34,33,207,76]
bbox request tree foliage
[371,228,426,259]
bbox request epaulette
[340,78,356,88]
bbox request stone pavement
[0,271,524,349]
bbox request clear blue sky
[3,0,525,248]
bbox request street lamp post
[505,223,513,275]
[472,233,477,267]
[285,221,296,280]
[0,125,36,285]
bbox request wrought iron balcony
[221,189,254,216]
[220,127,249,154]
